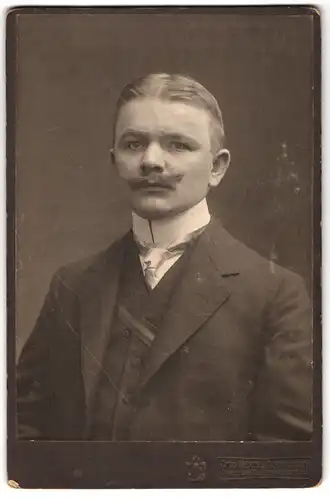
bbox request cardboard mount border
[6,5,322,489]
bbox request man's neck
[132,199,210,248]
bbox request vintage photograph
[8,7,321,487]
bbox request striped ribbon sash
[118,304,157,347]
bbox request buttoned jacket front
[17,219,313,441]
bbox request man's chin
[132,200,178,220]
[132,207,172,221]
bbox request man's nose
[140,142,165,175]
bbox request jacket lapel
[139,220,240,390]
[79,235,128,419]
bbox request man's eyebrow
[118,129,200,144]
[118,129,149,139]
[164,133,199,143]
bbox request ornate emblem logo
[185,455,207,482]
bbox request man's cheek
[116,160,137,178]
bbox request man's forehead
[115,97,211,136]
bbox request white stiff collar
[132,199,210,248]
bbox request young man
[17,73,313,441]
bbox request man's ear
[110,147,121,175]
[209,149,231,187]
[110,147,115,165]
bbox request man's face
[113,97,229,220]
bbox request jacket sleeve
[251,271,313,441]
[16,273,63,440]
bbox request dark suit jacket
[17,220,313,441]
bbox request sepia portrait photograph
[7,6,321,488]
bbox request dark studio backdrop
[15,10,314,358]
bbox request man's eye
[126,141,144,151]
[168,141,191,152]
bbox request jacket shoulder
[210,222,307,297]
[51,231,130,293]
[234,235,304,285]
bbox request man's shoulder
[52,230,131,292]
[208,220,306,292]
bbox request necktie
[136,225,207,290]
[143,248,170,290]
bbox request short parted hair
[113,73,226,152]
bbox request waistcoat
[88,237,193,440]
